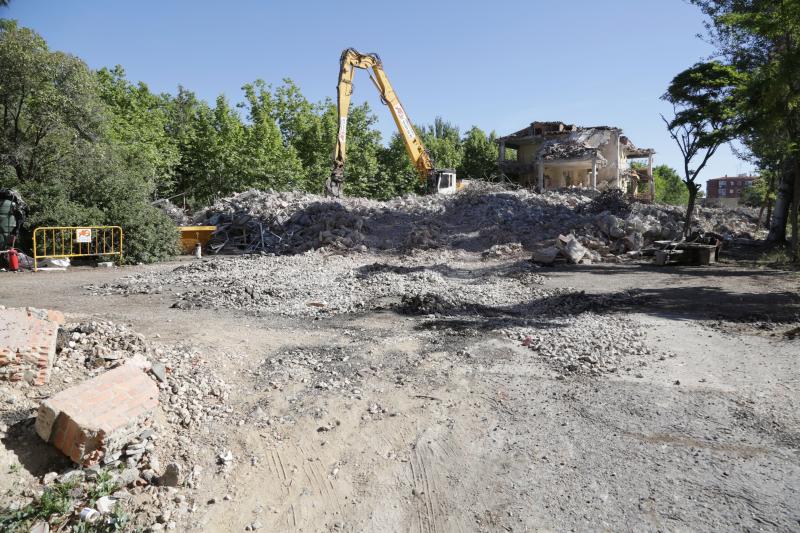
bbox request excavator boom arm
[326,48,435,197]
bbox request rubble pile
[582,188,631,217]
[48,321,232,452]
[154,342,232,429]
[90,251,557,318]
[191,184,764,259]
[1,319,235,532]
[512,312,660,376]
[153,199,190,226]
[194,190,367,254]
[56,321,150,377]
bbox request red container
[7,248,19,271]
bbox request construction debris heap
[192,183,763,256]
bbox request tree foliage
[662,60,743,236]
[0,20,179,263]
[653,165,689,205]
[687,0,800,258]
[97,66,180,196]
[460,127,499,181]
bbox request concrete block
[36,363,159,466]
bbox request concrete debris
[532,246,560,265]
[153,199,190,226]
[582,188,631,217]
[556,234,589,264]
[1,316,237,532]
[515,312,660,376]
[30,521,49,533]
[187,184,762,258]
[194,190,365,254]
[540,138,602,162]
[56,320,150,372]
[217,450,234,464]
[95,495,119,515]
[481,242,524,260]
[151,362,167,382]
[91,251,556,318]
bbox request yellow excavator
[325,48,457,198]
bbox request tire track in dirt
[409,426,471,533]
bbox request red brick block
[36,363,158,466]
[0,307,63,385]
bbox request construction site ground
[2,251,799,532]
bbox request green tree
[272,80,334,192]
[239,80,303,192]
[0,20,178,263]
[377,132,420,197]
[96,66,180,197]
[165,85,204,204]
[0,20,103,186]
[690,0,800,258]
[419,117,462,170]
[662,61,742,236]
[459,126,498,180]
[339,102,382,198]
[653,165,689,205]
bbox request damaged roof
[539,139,608,165]
[497,121,618,147]
[497,120,654,163]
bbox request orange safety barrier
[32,226,123,271]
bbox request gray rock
[57,469,85,484]
[151,363,167,383]
[532,246,559,265]
[119,468,139,486]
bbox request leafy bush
[0,21,179,263]
[110,202,180,264]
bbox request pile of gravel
[88,251,557,318]
[510,312,662,377]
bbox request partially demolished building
[497,121,655,200]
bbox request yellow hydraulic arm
[325,48,438,198]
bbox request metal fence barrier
[32,226,123,271]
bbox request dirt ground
[1,253,799,532]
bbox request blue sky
[5,0,755,187]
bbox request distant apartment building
[706,175,758,208]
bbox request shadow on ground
[1,416,70,477]
[401,277,799,333]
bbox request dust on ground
[2,238,799,532]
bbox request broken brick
[0,307,64,385]
[36,363,158,466]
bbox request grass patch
[0,469,130,532]
[0,481,77,532]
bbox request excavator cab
[433,169,457,195]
